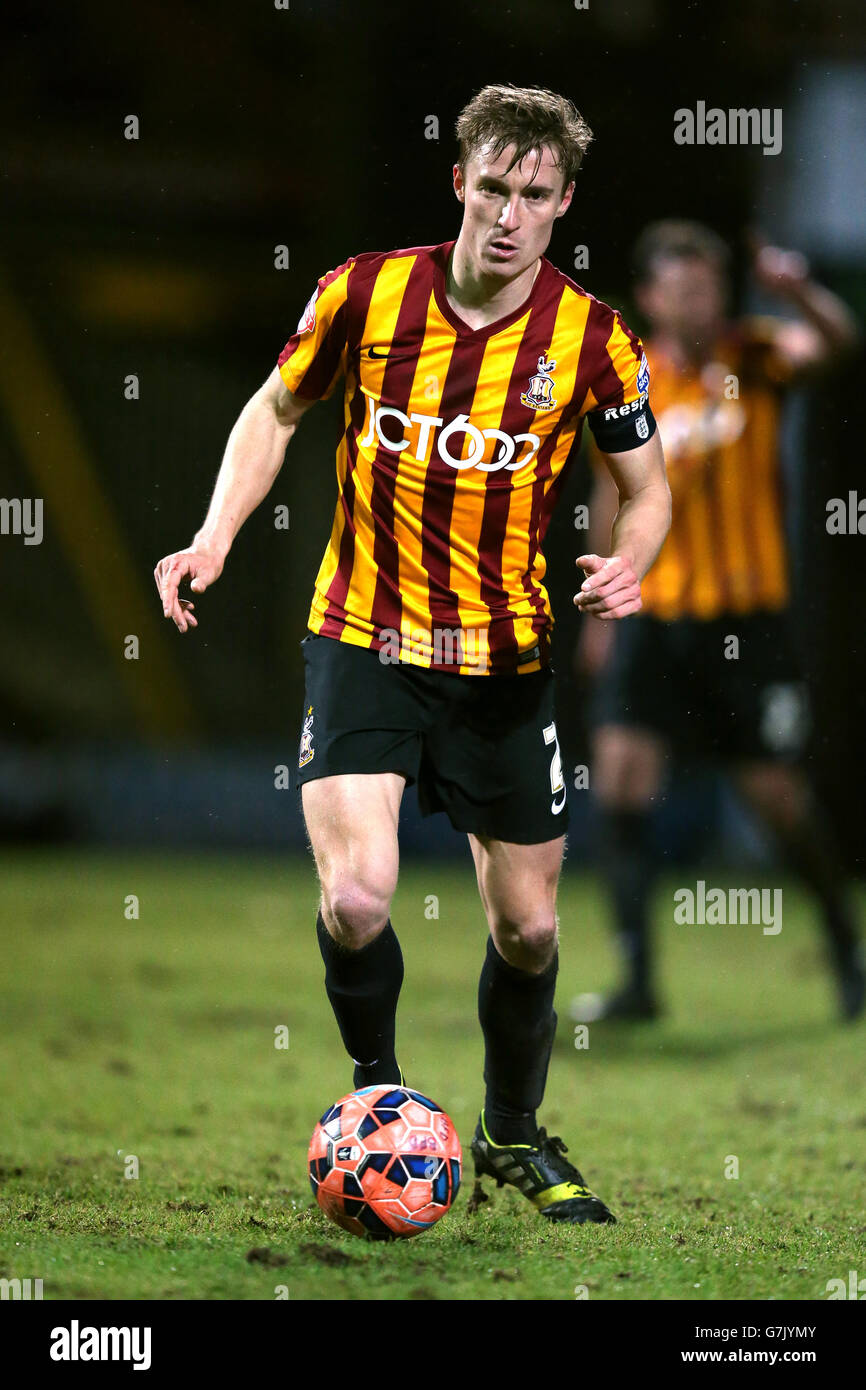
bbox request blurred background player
[572,220,864,1024]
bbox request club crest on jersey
[298,704,315,768]
[520,355,557,412]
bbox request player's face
[453,143,574,278]
[637,257,727,339]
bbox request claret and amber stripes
[278,241,648,673]
[634,323,790,621]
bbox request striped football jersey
[278,240,655,673]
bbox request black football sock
[600,808,658,996]
[478,934,558,1146]
[770,809,859,959]
[316,911,403,1088]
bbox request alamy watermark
[674,880,782,935]
[50,1322,151,1370]
[826,1270,866,1299]
[378,624,488,669]
[826,492,866,534]
[1,1277,44,1299]
[674,102,782,156]
[0,498,43,545]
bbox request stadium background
[2,0,865,867]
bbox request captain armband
[586,400,657,453]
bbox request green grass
[1,849,864,1301]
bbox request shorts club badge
[299,705,315,768]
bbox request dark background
[1,0,864,863]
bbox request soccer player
[153,86,671,1226]
[573,220,863,1023]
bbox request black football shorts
[590,609,810,762]
[295,632,569,843]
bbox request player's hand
[153,543,225,633]
[574,553,641,620]
[748,231,809,297]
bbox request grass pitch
[1,849,864,1301]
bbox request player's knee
[738,764,808,833]
[596,782,655,814]
[592,726,663,809]
[322,879,392,948]
[491,910,558,973]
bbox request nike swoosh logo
[367,346,390,359]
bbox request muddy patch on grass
[299,1242,360,1268]
[245,1247,289,1267]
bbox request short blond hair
[455,84,593,190]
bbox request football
[308,1084,462,1240]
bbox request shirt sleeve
[277,258,354,401]
[582,307,657,453]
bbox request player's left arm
[575,430,671,620]
[750,239,862,377]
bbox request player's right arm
[154,368,314,632]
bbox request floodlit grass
[1,849,864,1300]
